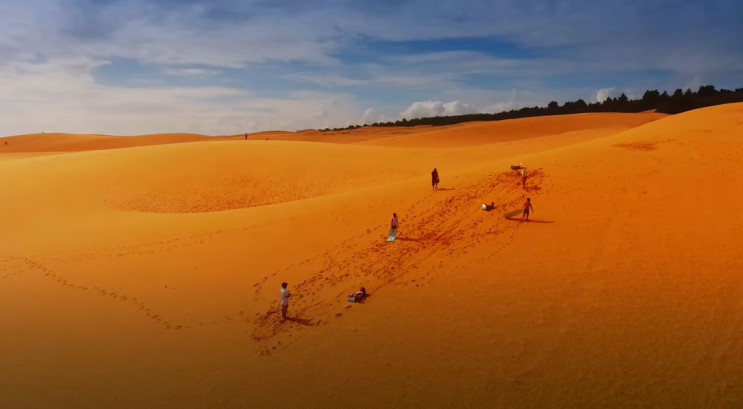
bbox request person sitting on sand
[482,202,495,211]
[432,168,440,190]
[348,287,367,302]
[280,282,291,320]
[522,198,534,221]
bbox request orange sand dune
[1,104,742,409]
[239,113,666,146]
[1,112,665,153]
[358,112,667,147]
[0,132,210,152]
[245,124,440,143]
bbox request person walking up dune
[387,213,399,242]
[280,282,291,320]
[522,198,534,221]
[432,168,440,190]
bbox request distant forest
[318,85,743,131]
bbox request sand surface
[1,107,742,408]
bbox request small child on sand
[280,282,291,320]
[522,198,534,221]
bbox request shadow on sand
[435,188,455,191]
[285,317,316,326]
[396,237,422,242]
[505,217,555,224]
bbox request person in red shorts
[522,198,534,221]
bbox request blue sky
[1,0,742,136]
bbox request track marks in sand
[39,225,260,264]
[0,256,33,279]
[0,257,199,331]
[1,225,262,332]
[251,169,551,352]
[614,139,674,152]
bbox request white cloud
[163,67,221,76]
[0,0,740,136]
[486,101,521,113]
[361,108,387,125]
[400,100,478,119]
[595,87,617,102]
[0,58,364,136]
[443,101,479,115]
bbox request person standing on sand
[245,133,248,140]
[522,198,534,221]
[432,168,440,190]
[391,213,399,230]
[521,169,527,189]
[280,282,291,320]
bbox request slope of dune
[358,111,667,147]
[0,132,210,152]
[1,112,666,154]
[0,104,742,409]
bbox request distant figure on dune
[387,213,399,242]
[280,282,291,320]
[522,198,534,221]
[245,133,247,140]
[432,168,440,190]
[521,169,527,189]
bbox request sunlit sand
[1,105,741,408]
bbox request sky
[1,0,742,136]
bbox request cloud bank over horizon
[1,0,742,136]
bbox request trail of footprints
[39,224,262,264]
[1,244,254,332]
[1,170,549,353]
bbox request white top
[280,288,290,305]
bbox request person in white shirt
[280,282,291,320]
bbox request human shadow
[505,217,555,224]
[435,188,455,191]
[285,317,316,326]
[396,237,422,242]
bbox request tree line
[318,85,743,131]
